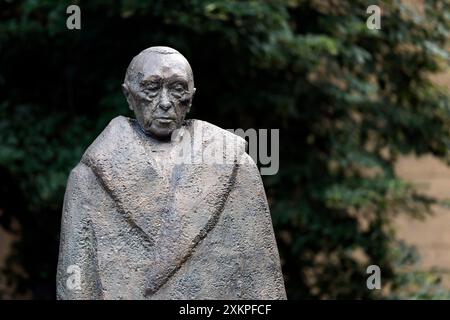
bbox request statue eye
[142,84,160,96]
[173,84,185,91]
[170,83,186,97]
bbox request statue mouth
[154,117,175,125]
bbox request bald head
[124,46,194,91]
[122,46,196,140]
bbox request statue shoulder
[81,116,135,165]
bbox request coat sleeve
[56,162,104,300]
[226,152,287,299]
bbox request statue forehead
[130,49,192,80]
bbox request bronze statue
[56,46,286,299]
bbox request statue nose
[159,102,171,111]
[158,90,172,111]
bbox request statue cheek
[175,103,189,119]
[177,95,191,109]
[138,99,156,115]
[133,104,150,124]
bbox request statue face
[123,51,195,140]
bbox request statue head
[122,46,196,140]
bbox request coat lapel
[82,117,240,296]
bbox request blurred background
[0,0,449,299]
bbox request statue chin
[144,122,177,141]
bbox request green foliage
[388,241,450,300]
[0,0,449,298]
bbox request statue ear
[122,83,133,111]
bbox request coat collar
[81,116,242,296]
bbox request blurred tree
[0,0,449,299]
